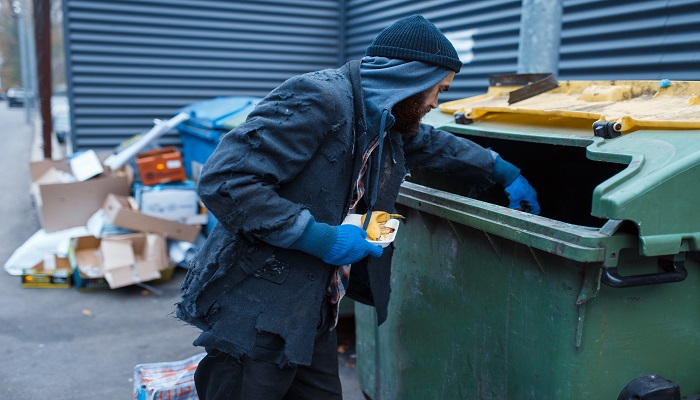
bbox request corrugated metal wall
[63,0,340,151]
[63,0,700,150]
[344,0,700,100]
[560,0,700,80]
[343,0,523,102]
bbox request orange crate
[136,146,187,186]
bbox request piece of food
[360,211,404,240]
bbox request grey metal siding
[344,0,700,100]
[63,0,340,151]
[63,0,700,150]
[560,0,700,80]
[344,0,523,102]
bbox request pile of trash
[5,97,260,292]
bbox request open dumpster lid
[427,78,700,258]
[440,79,700,135]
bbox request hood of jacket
[360,56,450,132]
[358,56,451,219]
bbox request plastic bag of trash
[133,352,205,400]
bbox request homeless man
[176,14,540,400]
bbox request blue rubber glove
[491,155,521,187]
[322,224,383,266]
[289,216,383,266]
[504,174,540,215]
[491,155,540,215]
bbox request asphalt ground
[0,101,364,400]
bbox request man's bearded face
[391,90,432,139]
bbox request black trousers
[194,300,342,400]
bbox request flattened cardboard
[103,194,201,243]
[30,167,77,206]
[100,233,166,289]
[30,157,132,233]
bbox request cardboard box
[68,234,169,290]
[102,194,201,243]
[136,146,187,186]
[30,156,132,233]
[100,233,167,289]
[68,236,109,291]
[69,149,105,181]
[21,255,72,289]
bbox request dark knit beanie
[365,15,462,73]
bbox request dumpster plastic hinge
[454,112,473,125]
[593,121,622,139]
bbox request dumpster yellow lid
[440,80,700,134]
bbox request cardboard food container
[30,154,132,233]
[102,194,201,243]
[136,146,187,186]
[100,233,167,289]
[21,255,72,289]
[341,214,400,248]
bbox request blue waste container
[177,96,261,234]
[177,96,261,180]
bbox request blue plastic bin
[177,96,261,179]
[177,96,261,235]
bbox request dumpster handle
[601,259,687,288]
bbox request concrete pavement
[0,102,365,399]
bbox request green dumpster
[356,79,700,400]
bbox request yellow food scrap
[360,211,404,240]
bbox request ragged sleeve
[403,122,497,189]
[197,73,338,239]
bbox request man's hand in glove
[491,155,541,215]
[504,174,540,214]
[289,215,383,266]
[322,224,383,265]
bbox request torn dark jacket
[175,59,496,366]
